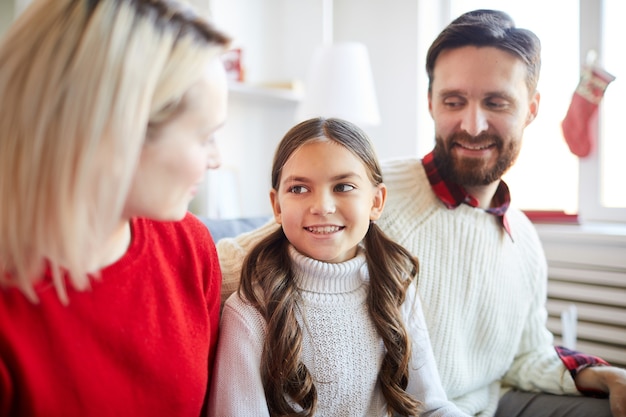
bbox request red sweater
[0,214,222,417]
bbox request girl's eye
[289,185,308,194]
[334,184,355,192]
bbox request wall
[200,0,426,218]
[333,0,420,161]
[0,1,15,37]
[194,0,322,218]
[0,0,435,219]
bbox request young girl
[209,118,469,417]
[0,1,230,415]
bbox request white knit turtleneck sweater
[209,246,469,417]
[216,158,580,417]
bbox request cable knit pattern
[209,246,469,417]
[376,158,578,416]
[293,248,384,415]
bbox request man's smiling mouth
[455,142,495,151]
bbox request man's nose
[460,104,488,137]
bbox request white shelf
[228,82,303,104]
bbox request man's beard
[433,131,521,187]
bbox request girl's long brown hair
[239,117,421,416]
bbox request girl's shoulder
[222,290,268,335]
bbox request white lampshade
[296,42,381,126]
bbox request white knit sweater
[208,246,469,417]
[216,158,579,417]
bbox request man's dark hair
[426,9,541,94]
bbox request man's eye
[334,184,355,192]
[486,100,508,110]
[443,98,464,108]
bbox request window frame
[577,0,626,224]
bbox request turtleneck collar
[288,245,369,294]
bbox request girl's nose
[310,192,336,215]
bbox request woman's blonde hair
[0,0,230,303]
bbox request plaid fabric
[422,151,512,238]
[555,345,610,397]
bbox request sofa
[197,215,271,242]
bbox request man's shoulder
[379,156,438,215]
[380,156,427,192]
[380,156,424,175]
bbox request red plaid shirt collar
[422,151,512,238]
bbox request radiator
[546,264,626,367]
[536,224,626,368]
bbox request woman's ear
[369,183,387,221]
[269,189,282,224]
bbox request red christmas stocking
[561,66,615,157]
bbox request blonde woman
[0,1,230,416]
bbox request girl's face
[270,139,386,263]
[123,58,228,221]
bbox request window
[599,0,624,208]
[419,0,625,223]
[578,0,626,223]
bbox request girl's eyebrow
[281,172,363,185]
[280,175,309,184]
[330,172,363,181]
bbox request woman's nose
[206,143,222,170]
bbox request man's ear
[269,189,282,224]
[428,91,433,116]
[526,90,541,126]
[370,183,387,221]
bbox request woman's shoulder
[133,213,213,243]
[130,214,217,267]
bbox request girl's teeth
[306,226,341,234]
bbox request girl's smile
[270,139,385,263]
